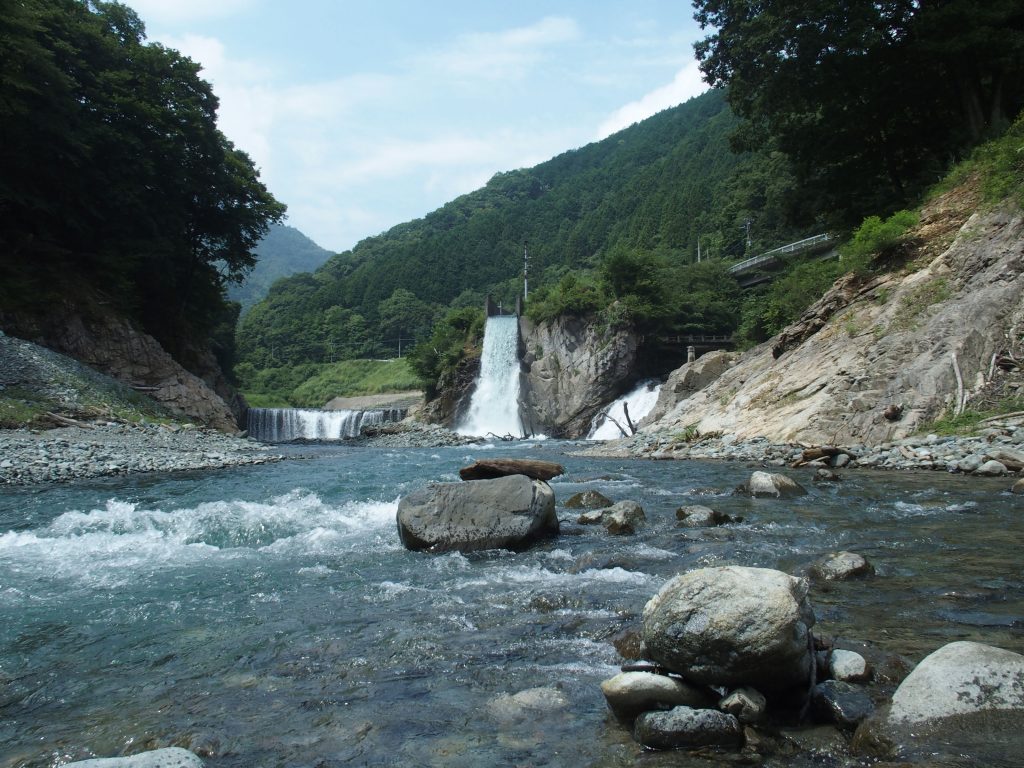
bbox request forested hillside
[236,90,807,370]
[227,225,334,313]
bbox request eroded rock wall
[519,314,639,437]
[2,306,240,432]
[643,186,1024,445]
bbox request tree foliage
[693,0,1024,225]
[0,0,285,358]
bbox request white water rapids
[457,315,524,437]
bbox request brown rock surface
[459,458,565,481]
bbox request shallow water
[0,443,1020,767]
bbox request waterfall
[589,380,662,440]
[247,407,406,442]
[456,315,524,437]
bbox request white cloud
[596,59,708,139]
[128,0,255,25]
[425,16,581,79]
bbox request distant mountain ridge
[228,224,334,312]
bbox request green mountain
[236,90,807,370]
[228,224,334,313]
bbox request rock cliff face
[2,305,241,432]
[643,182,1024,445]
[519,314,639,437]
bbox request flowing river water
[0,441,1021,767]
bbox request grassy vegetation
[934,112,1024,208]
[239,358,422,408]
[0,388,50,428]
[922,397,1023,436]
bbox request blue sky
[127,1,708,252]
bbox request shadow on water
[0,443,1020,766]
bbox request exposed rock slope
[644,182,1024,445]
[520,313,639,437]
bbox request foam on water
[0,490,399,590]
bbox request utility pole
[742,219,753,251]
[697,237,701,263]
[523,241,529,302]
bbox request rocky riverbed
[0,422,283,486]
[581,417,1024,479]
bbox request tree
[692,0,1024,224]
[0,0,284,356]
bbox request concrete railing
[728,233,833,275]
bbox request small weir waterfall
[457,314,524,437]
[589,379,662,439]
[247,407,406,442]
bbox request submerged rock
[564,490,613,509]
[603,500,646,535]
[736,471,807,498]
[675,504,738,527]
[488,686,569,723]
[65,748,204,767]
[634,705,743,750]
[601,671,713,722]
[888,641,1024,724]
[811,680,874,729]
[396,475,558,553]
[1013,477,1024,494]
[641,566,816,694]
[809,551,874,581]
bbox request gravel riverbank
[0,422,283,486]
[579,418,1024,479]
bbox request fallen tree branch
[44,411,94,429]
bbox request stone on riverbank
[641,566,816,694]
[975,459,1009,476]
[65,748,203,767]
[601,671,714,722]
[809,551,874,582]
[1013,477,1024,494]
[829,649,871,682]
[458,458,564,481]
[985,447,1024,471]
[718,687,767,724]
[634,706,743,750]
[396,475,557,553]
[736,471,807,498]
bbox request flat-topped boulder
[397,474,558,553]
[458,458,565,481]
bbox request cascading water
[589,379,662,439]
[457,314,524,437]
[247,407,406,442]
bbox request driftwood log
[459,458,565,482]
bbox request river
[0,442,1021,767]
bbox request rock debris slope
[645,182,1024,445]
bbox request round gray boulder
[396,475,558,553]
[641,566,816,693]
[564,490,613,509]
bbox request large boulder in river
[852,641,1024,761]
[396,475,557,553]
[459,458,564,481]
[888,641,1024,724]
[641,566,816,694]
